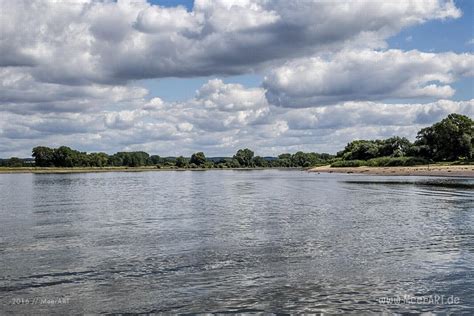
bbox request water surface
[0,170,473,313]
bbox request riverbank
[0,166,293,174]
[2,165,473,176]
[0,167,162,174]
[309,164,474,177]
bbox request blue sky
[1,0,473,157]
[388,0,473,54]
[388,0,474,102]
[134,0,264,102]
[141,0,473,103]
[150,0,194,10]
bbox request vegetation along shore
[1,113,472,175]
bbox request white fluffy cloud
[1,79,472,157]
[264,49,474,107]
[0,69,147,114]
[195,79,268,112]
[146,79,270,132]
[0,0,461,83]
[0,0,472,157]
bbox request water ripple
[0,171,472,314]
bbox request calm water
[0,170,473,314]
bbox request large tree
[190,152,206,166]
[149,155,162,165]
[111,151,150,167]
[88,152,109,167]
[252,156,268,167]
[32,146,55,167]
[338,140,380,160]
[415,113,473,161]
[233,148,254,167]
[378,137,411,157]
[53,146,79,167]
[175,156,187,168]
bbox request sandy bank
[309,164,474,177]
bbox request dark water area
[0,170,473,314]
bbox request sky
[0,0,473,158]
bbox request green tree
[108,154,123,166]
[190,152,206,166]
[225,158,241,168]
[415,113,473,161]
[112,151,149,167]
[175,156,187,168]
[276,153,292,167]
[88,152,109,167]
[53,146,77,167]
[32,146,55,167]
[291,151,310,167]
[278,153,291,159]
[149,155,162,165]
[252,156,268,167]
[131,151,150,167]
[6,157,23,167]
[233,148,254,167]
[338,140,380,160]
[378,137,412,157]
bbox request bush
[331,160,364,167]
[367,156,428,167]
[331,157,428,167]
[402,157,429,166]
[451,159,474,165]
[365,157,392,167]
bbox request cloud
[1,78,472,157]
[280,99,474,130]
[0,0,461,84]
[195,79,268,112]
[0,0,472,158]
[0,68,147,114]
[264,49,474,107]
[146,79,270,132]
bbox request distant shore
[309,164,474,177]
[2,165,473,177]
[0,167,161,174]
[0,166,293,174]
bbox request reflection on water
[0,170,473,314]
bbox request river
[0,170,473,313]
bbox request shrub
[366,157,391,167]
[451,159,474,165]
[331,157,429,167]
[331,160,364,167]
[366,156,428,167]
[402,157,429,166]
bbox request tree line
[1,113,472,169]
[0,157,34,167]
[333,113,473,167]
[29,146,334,169]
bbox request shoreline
[0,167,302,174]
[1,165,473,177]
[309,164,474,177]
